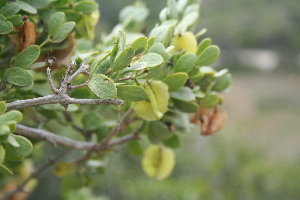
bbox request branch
[6,94,124,111]
[0,149,70,200]
[15,124,97,151]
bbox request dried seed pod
[190,106,227,136]
[21,16,37,51]
[7,27,22,52]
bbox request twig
[46,67,59,93]
[99,108,134,145]
[15,124,97,151]
[6,94,124,111]
[108,120,145,146]
[68,61,89,82]
[0,149,70,200]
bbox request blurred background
[29,0,300,199]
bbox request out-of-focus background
[29,0,300,199]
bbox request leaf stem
[38,38,51,48]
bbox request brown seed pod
[7,27,22,52]
[189,106,227,136]
[21,15,37,51]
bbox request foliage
[0,0,232,199]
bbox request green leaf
[0,14,13,34]
[131,37,148,56]
[173,53,197,73]
[149,25,171,44]
[167,0,179,20]
[0,101,7,115]
[12,45,40,68]
[4,135,32,161]
[0,125,10,141]
[78,51,99,62]
[163,134,180,149]
[138,53,163,68]
[118,30,126,51]
[170,87,195,101]
[126,62,147,71]
[196,45,220,66]
[116,85,148,102]
[6,15,23,27]
[200,94,220,108]
[0,164,13,175]
[196,38,212,56]
[111,46,135,72]
[88,74,117,99]
[147,43,165,57]
[0,110,22,124]
[48,12,65,37]
[212,73,232,92]
[0,0,7,9]
[5,67,33,87]
[74,1,98,13]
[0,3,20,18]
[127,140,143,156]
[64,10,83,23]
[22,0,52,9]
[16,1,37,14]
[91,54,111,75]
[6,134,20,147]
[25,62,47,70]
[52,21,75,43]
[50,0,70,7]
[148,121,174,143]
[0,145,5,163]
[172,99,199,113]
[81,112,102,131]
[162,72,188,92]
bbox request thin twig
[46,67,59,94]
[0,149,70,200]
[15,124,97,150]
[68,62,89,83]
[67,81,89,90]
[6,94,124,111]
[108,120,145,146]
[100,107,134,145]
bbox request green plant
[0,0,232,199]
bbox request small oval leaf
[196,38,212,56]
[12,45,40,68]
[170,86,195,101]
[116,85,148,102]
[138,53,163,68]
[111,46,135,72]
[131,37,148,56]
[173,53,196,73]
[4,135,33,161]
[162,72,188,92]
[52,21,75,43]
[5,67,33,86]
[48,12,65,37]
[172,99,199,113]
[0,3,20,18]
[74,1,98,13]
[88,74,117,99]
[196,45,220,66]
[0,15,13,34]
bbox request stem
[38,38,51,48]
